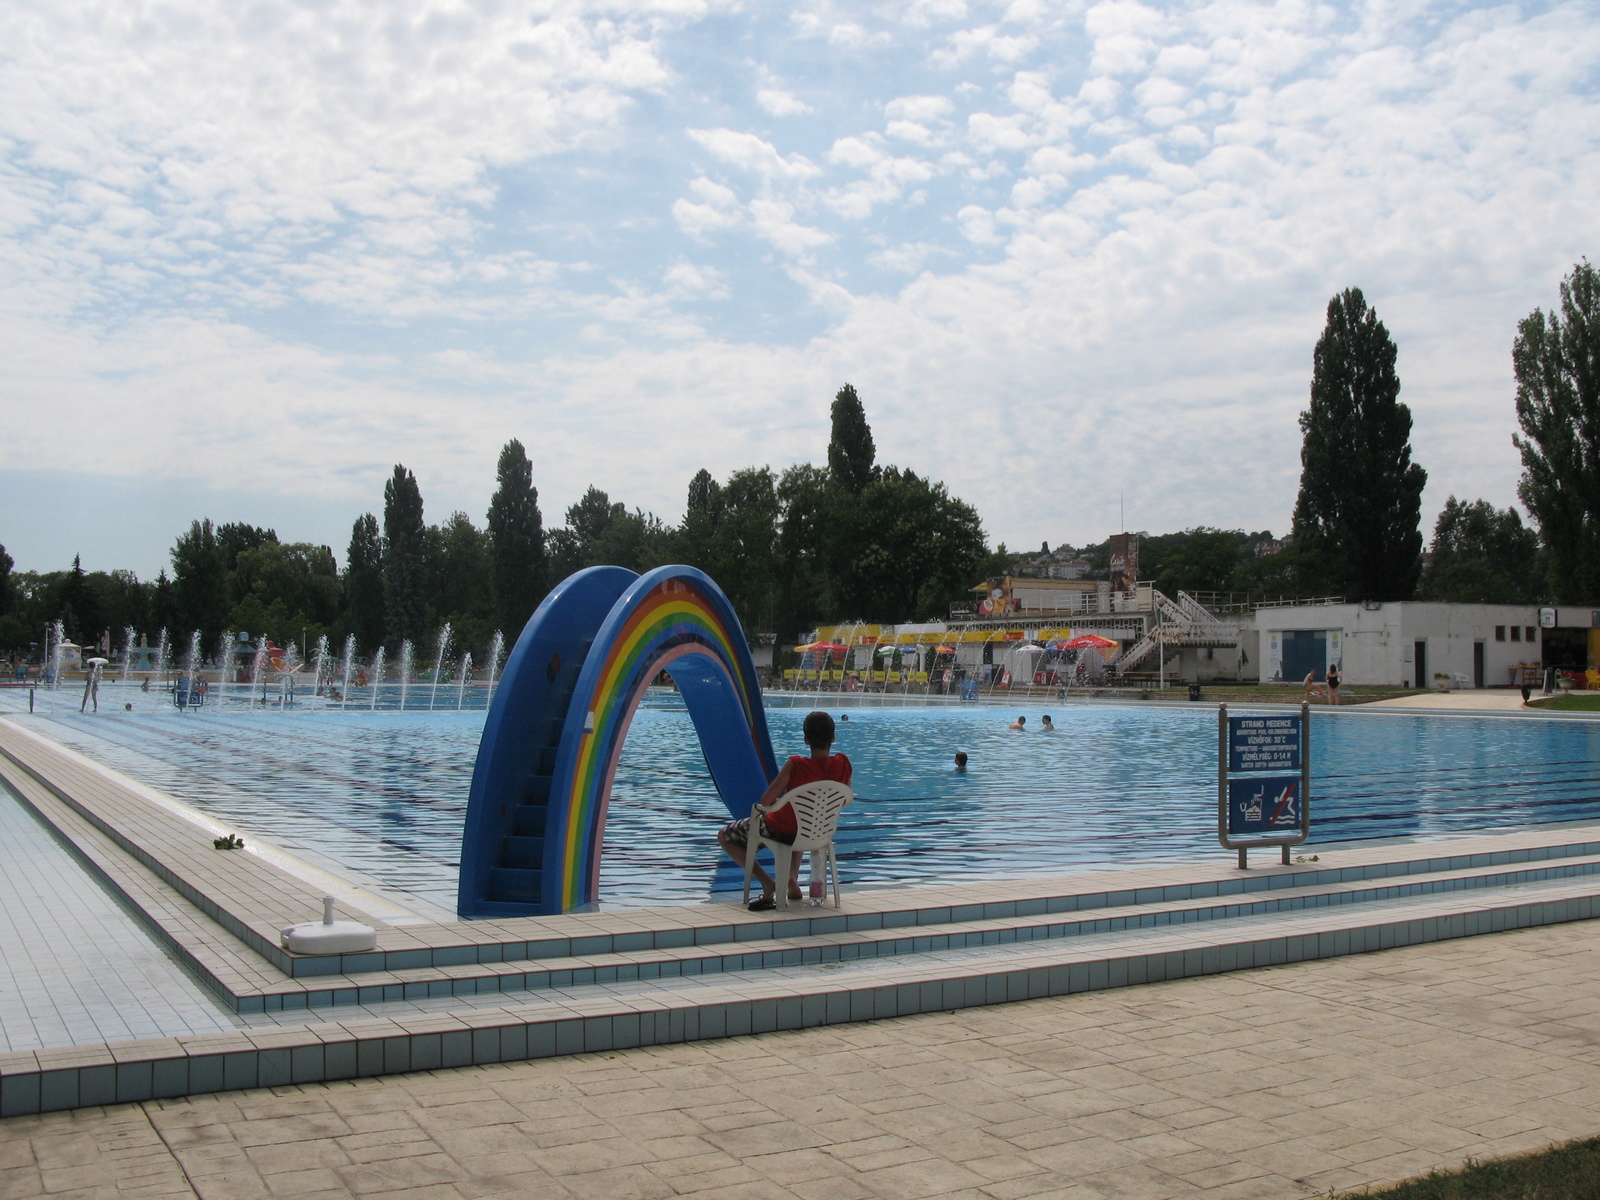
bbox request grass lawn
[1350,1136,1600,1198]
[1531,694,1600,712]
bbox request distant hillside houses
[1011,544,1094,580]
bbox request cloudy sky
[2,0,1597,578]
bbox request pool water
[14,691,1600,911]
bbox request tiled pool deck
[4,915,1599,1198]
[4,706,1600,1131]
[4,705,1600,1196]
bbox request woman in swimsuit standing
[1326,664,1341,705]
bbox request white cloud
[757,88,814,116]
[4,0,1600,571]
[0,1,684,318]
[687,128,821,179]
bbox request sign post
[1218,703,1311,869]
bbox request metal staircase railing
[1113,590,1236,672]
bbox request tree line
[2,261,1598,661]
[0,389,992,662]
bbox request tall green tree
[232,542,342,631]
[547,487,668,577]
[0,542,12,618]
[218,524,278,597]
[704,467,779,634]
[1291,288,1427,600]
[676,468,723,569]
[170,519,231,648]
[1419,497,1540,603]
[427,512,495,651]
[1513,260,1600,603]
[1139,529,1249,596]
[382,465,427,646]
[343,513,386,653]
[830,468,988,622]
[827,384,877,493]
[56,555,103,645]
[486,439,546,638]
[774,463,831,649]
[151,570,179,637]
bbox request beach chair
[741,780,852,910]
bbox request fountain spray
[369,646,386,711]
[312,634,329,699]
[455,651,472,711]
[340,634,356,711]
[215,631,233,700]
[428,624,451,711]
[49,619,66,689]
[397,640,414,710]
[154,628,170,689]
[485,630,504,707]
[121,626,137,685]
[250,638,268,703]
[185,631,202,699]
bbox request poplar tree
[1291,288,1427,600]
[827,384,877,493]
[343,513,386,653]
[1513,260,1600,603]
[170,519,231,647]
[382,465,426,647]
[486,439,546,637]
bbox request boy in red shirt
[718,710,851,911]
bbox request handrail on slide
[457,565,778,917]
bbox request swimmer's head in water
[954,751,968,769]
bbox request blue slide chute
[457,565,778,918]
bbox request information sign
[1217,701,1311,865]
[1227,715,1301,773]
[1227,776,1301,836]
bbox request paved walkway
[4,919,1599,1200]
[1365,690,1533,711]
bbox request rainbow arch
[457,565,778,917]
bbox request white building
[1255,602,1598,688]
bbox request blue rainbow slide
[457,565,779,918]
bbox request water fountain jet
[368,646,386,712]
[397,641,414,711]
[49,620,66,689]
[215,631,233,702]
[485,630,504,708]
[428,624,451,711]
[340,634,356,710]
[312,634,329,701]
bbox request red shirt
[764,753,852,838]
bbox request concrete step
[9,853,1598,1117]
[238,848,1600,1013]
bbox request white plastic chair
[741,779,852,910]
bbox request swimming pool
[12,688,1600,910]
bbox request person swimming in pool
[1040,715,1054,731]
[954,751,967,772]
[1009,715,1026,730]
